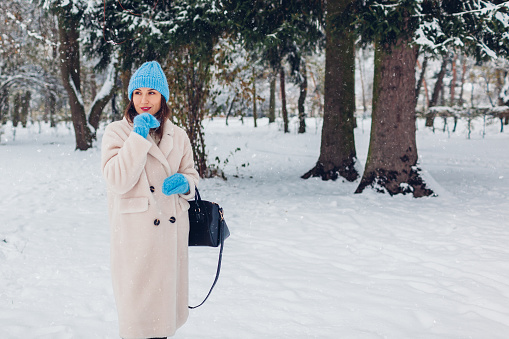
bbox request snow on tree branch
[68,74,85,109]
[86,54,117,120]
[5,10,57,47]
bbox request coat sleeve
[101,123,153,195]
[177,131,200,201]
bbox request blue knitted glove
[162,173,190,196]
[133,113,160,138]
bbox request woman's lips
[141,107,151,111]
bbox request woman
[101,61,199,339]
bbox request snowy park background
[1,115,508,338]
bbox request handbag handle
[188,227,225,309]
[188,187,226,309]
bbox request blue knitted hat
[128,61,169,102]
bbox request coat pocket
[119,197,149,214]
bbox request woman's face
[132,88,162,115]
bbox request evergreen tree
[85,0,226,176]
[302,0,359,181]
[221,0,324,132]
[37,0,118,150]
[354,0,509,197]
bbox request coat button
[150,186,155,193]
[169,217,176,223]
[154,219,160,226]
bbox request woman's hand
[133,113,160,138]
[162,173,190,196]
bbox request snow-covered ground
[1,116,508,338]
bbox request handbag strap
[188,223,224,309]
[188,187,226,309]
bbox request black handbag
[187,187,230,308]
[188,188,230,247]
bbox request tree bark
[355,36,433,197]
[57,8,92,150]
[302,0,358,182]
[268,75,276,123]
[298,61,307,134]
[280,67,289,133]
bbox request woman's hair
[124,96,171,140]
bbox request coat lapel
[158,120,175,160]
[146,120,175,175]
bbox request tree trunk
[119,67,132,110]
[0,88,8,124]
[165,46,214,178]
[13,92,21,127]
[57,8,92,150]
[280,67,289,133]
[450,54,458,106]
[355,37,433,197]
[49,93,57,128]
[111,93,119,122]
[458,55,467,106]
[268,75,276,123]
[226,93,237,126]
[425,56,448,127]
[302,0,358,182]
[415,56,427,106]
[298,61,307,134]
[88,60,118,133]
[20,91,30,128]
[252,68,258,128]
[357,48,368,114]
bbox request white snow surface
[1,116,509,338]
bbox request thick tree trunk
[57,9,92,150]
[302,0,358,182]
[298,61,307,134]
[355,37,433,197]
[280,67,289,133]
[268,75,276,123]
